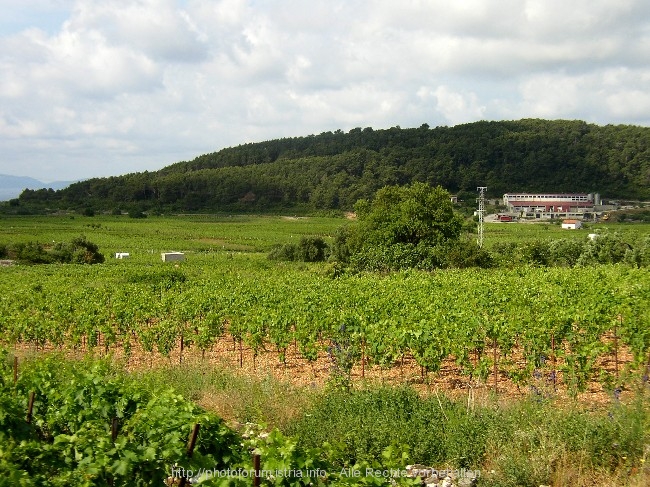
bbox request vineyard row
[1,264,649,393]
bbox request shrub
[8,236,104,265]
[128,210,147,219]
[548,238,585,267]
[10,242,52,264]
[489,241,519,267]
[442,238,494,269]
[268,243,298,261]
[625,235,650,267]
[577,232,632,266]
[330,225,354,263]
[51,235,105,264]
[519,240,552,266]
[268,237,329,262]
[297,236,329,262]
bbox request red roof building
[503,193,598,217]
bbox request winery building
[502,193,600,219]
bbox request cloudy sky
[1,0,649,182]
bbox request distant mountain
[0,175,77,201]
[4,120,650,213]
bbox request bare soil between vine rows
[9,331,644,409]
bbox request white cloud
[421,86,486,125]
[606,90,650,117]
[515,67,650,124]
[518,73,583,119]
[0,0,649,181]
[65,0,209,62]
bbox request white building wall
[161,252,185,262]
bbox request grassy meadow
[0,213,343,254]
[3,212,648,252]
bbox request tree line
[267,183,650,271]
[4,119,649,214]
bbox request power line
[477,186,487,248]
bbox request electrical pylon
[477,186,487,248]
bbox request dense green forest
[5,119,650,214]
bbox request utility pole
[477,186,487,248]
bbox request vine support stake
[493,337,498,393]
[615,316,621,380]
[13,356,18,385]
[111,417,119,442]
[179,423,201,487]
[186,423,200,457]
[253,453,261,487]
[361,340,365,379]
[551,332,557,392]
[179,335,184,365]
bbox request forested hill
[10,119,650,213]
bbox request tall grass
[135,361,649,486]
[10,349,649,486]
[286,386,650,486]
[133,361,312,430]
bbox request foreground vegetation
[2,352,649,486]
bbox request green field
[3,212,648,250]
[1,214,649,486]
[483,220,650,245]
[0,213,343,254]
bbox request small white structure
[115,252,130,259]
[161,252,185,262]
[561,219,582,230]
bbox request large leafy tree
[355,182,461,246]
[346,182,464,270]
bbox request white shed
[161,252,185,262]
[115,252,130,259]
[561,219,582,230]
